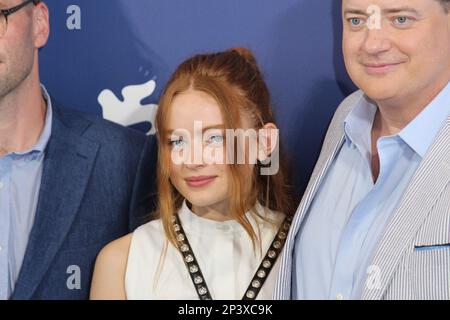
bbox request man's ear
[33,2,50,49]
[257,122,279,162]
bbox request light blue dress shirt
[293,82,450,300]
[0,86,52,300]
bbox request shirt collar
[344,81,450,159]
[343,94,377,160]
[399,81,450,158]
[178,200,250,235]
[177,200,279,236]
[12,84,53,157]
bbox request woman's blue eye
[207,135,224,144]
[169,138,186,148]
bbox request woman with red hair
[90,48,295,300]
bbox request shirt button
[219,225,231,232]
[0,245,2,252]
[0,181,4,189]
[336,293,345,300]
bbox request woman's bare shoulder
[89,233,133,300]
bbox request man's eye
[393,16,412,26]
[348,17,365,27]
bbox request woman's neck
[190,200,234,222]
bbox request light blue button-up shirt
[293,82,450,300]
[0,86,52,300]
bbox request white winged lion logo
[98,79,159,135]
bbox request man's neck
[0,79,46,157]
[369,79,450,182]
[374,79,450,137]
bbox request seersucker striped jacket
[274,90,450,300]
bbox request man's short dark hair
[438,0,450,13]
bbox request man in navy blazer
[0,1,156,299]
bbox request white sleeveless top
[125,201,285,300]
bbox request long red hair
[155,48,295,248]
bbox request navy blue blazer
[10,101,157,300]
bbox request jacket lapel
[277,91,364,299]
[11,104,99,300]
[287,136,345,248]
[285,93,365,255]
[362,118,450,300]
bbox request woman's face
[166,89,239,210]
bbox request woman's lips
[184,176,217,187]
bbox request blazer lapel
[285,94,366,253]
[287,91,365,242]
[278,125,347,297]
[276,91,364,299]
[11,105,99,300]
[362,119,450,300]
[287,135,345,246]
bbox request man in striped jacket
[276,0,450,300]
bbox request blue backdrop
[40,0,357,195]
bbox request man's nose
[362,27,392,55]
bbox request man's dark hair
[438,0,450,13]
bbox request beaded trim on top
[171,212,293,300]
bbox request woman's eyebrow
[165,124,225,135]
[202,124,225,132]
